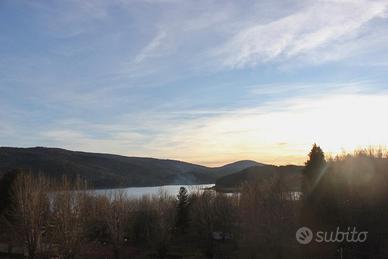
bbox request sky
[1,0,388,166]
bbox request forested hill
[215,164,303,192]
[0,147,262,188]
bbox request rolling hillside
[0,147,262,188]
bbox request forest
[0,145,387,259]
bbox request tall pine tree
[302,144,326,200]
[301,145,327,259]
[176,187,189,234]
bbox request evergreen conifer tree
[176,187,189,233]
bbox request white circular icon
[296,227,313,244]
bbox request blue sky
[1,0,388,166]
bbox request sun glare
[172,92,388,166]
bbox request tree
[302,144,326,198]
[10,173,51,259]
[176,187,189,233]
[301,144,327,259]
[132,197,156,244]
[189,190,239,258]
[51,176,89,259]
[190,190,216,256]
[102,191,131,259]
[132,192,176,258]
[239,177,298,259]
[149,192,176,259]
[0,170,19,217]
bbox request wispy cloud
[216,0,388,68]
[134,30,168,64]
[16,0,388,74]
[249,80,379,96]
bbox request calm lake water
[94,184,215,199]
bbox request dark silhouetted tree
[301,145,327,259]
[176,187,189,233]
[0,170,19,217]
[302,144,326,199]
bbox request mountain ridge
[0,147,263,188]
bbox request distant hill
[215,164,303,192]
[0,147,262,188]
[209,160,265,177]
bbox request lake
[93,184,215,199]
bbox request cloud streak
[216,0,388,68]
[134,30,168,64]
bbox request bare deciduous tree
[190,190,238,258]
[102,190,131,259]
[149,191,176,258]
[10,173,51,259]
[51,176,89,259]
[239,176,298,259]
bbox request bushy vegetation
[0,146,387,259]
